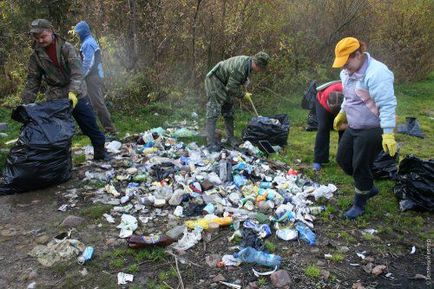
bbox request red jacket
[317,82,343,113]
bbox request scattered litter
[58,204,69,212]
[357,251,366,260]
[55,124,339,273]
[117,272,134,285]
[77,246,94,265]
[219,281,242,289]
[172,227,203,251]
[106,140,122,153]
[29,235,86,267]
[410,246,416,254]
[103,213,115,224]
[117,214,138,238]
[361,228,378,235]
[252,266,278,277]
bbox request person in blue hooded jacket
[74,21,116,134]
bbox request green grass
[133,247,167,262]
[330,253,345,263]
[257,277,268,286]
[264,240,277,253]
[304,264,321,279]
[109,258,125,269]
[79,204,113,219]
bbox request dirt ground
[0,166,432,289]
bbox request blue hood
[75,21,91,41]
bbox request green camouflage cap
[30,19,53,34]
[253,51,270,68]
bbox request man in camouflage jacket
[205,52,269,151]
[22,19,108,160]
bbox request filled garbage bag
[242,114,290,148]
[371,151,398,180]
[301,80,317,110]
[397,117,425,138]
[0,99,74,195]
[305,109,318,131]
[394,155,434,212]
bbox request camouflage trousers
[205,76,234,121]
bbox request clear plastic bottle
[295,222,316,246]
[219,152,233,182]
[235,247,281,268]
[127,234,175,248]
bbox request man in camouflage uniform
[22,19,108,160]
[205,52,270,151]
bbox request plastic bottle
[295,222,316,246]
[308,205,326,215]
[78,246,94,265]
[219,152,233,182]
[127,234,175,248]
[185,216,233,230]
[259,181,272,189]
[235,247,281,268]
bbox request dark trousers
[314,101,343,163]
[72,97,106,148]
[336,127,382,191]
[86,73,116,133]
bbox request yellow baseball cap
[332,37,360,68]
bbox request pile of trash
[63,123,337,270]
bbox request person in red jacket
[312,81,344,171]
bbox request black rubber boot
[94,145,110,161]
[224,117,240,148]
[344,193,369,219]
[206,118,221,152]
[367,186,379,199]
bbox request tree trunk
[127,0,138,70]
[191,0,203,82]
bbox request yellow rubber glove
[382,133,397,157]
[68,92,78,108]
[244,92,252,102]
[333,112,347,131]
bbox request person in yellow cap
[332,37,397,219]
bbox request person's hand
[68,92,78,108]
[244,92,252,102]
[382,133,397,157]
[333,112,347,131]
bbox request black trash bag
[305,108,318,131]
[397,117,425,138]
[242,114,290,148]
[240,228,265,251]
[150,162,177,181]
[393,155,434,212]
[0,99,74,195]
[301,80,317,110]
[371,150,398,180]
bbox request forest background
[1,0,434,109]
